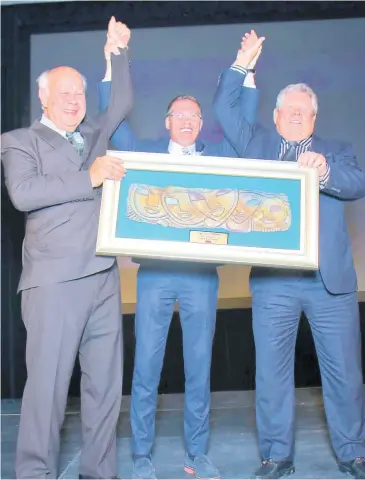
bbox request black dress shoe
[339,457,365,479]
[252,459,295,479]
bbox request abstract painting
[126,184,291,233]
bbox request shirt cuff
[230,65,248,76]
[319,164,331,190]
[243,72,256,89]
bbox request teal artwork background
[115,169,301,250]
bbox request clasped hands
[104,16,131,60]
[234,29,265,70]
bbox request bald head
[38,66,87,132]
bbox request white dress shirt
[168,140,197,156]
[40,114,84,144]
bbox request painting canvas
[96,151,319,269]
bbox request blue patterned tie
[281,141,298,162]
[66,130,84,156]
[181,147,191,155]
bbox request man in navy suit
[214,31,365,479]
[98,39,264,479]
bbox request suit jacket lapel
[311,135,327,156]
[79,118,97,167]
[30,120,82,166]
[267,131,282,161]
[156,138,170,153]
[196,139,205,155]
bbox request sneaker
[132,456,157,480]
[184,453,220,479]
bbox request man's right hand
[89,155,126,188]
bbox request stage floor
[1,387,350,479]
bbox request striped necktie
[66,130,84,156]
[281,141,298,162]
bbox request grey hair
[276,83,318,115]
[36,70,87,91]
[166,95,202,116]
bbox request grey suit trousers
[15,263,123,479]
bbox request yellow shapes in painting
[127,184,291,233]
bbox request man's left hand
[298,151,327,178]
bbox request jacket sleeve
[98,80,158,152]
[1,132,94,212]
[99,48,133,140]
[213,68,259,157]
[98,79,137,151]
[321,143,365,200]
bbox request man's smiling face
[39,66,86,132]
[165,98,203,147]
[273,90,316,142]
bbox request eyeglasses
[167,112,202,120]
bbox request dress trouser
[251,269,365,462]
[16,263,123,479]
[131,266,219,457]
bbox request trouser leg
[131,268,175,456]
[251,283,302,461]
[78,264,124,478]
[178,270,219,456]
[303,278,365,461]
[15,276,97,478]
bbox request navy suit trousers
[250,269,365,462]
[131,266,219,456]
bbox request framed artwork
[96,150,319,269]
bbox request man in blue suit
[214,31,365,479]
[98,39,264,479]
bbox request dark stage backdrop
[2,1,365,398]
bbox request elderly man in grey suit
[1,17,133,480]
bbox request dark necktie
[66,131,84,156]
[281,141,298,162]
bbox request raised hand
[109,16,131,48]
[104,16,131,60]
[241,30,263,68]
[234,29,265,70]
